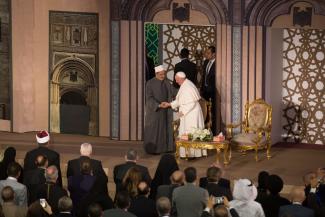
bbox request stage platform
[1,131,325,196]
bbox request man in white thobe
[164,72,206,157]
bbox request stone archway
[50,56,98,136]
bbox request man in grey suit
[0,162,27,206]
[172,167,209,217]
[279,187,314,217]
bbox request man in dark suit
[156,197,172,217]
[201,196,239,217]
[24,130,62,186]
[129,181,158,217]
[1,186,27,217]
[199,166,230,190]
[36,165,68,215]
[114,149,151,195]
[279,187,314,217]
[200,46,217,134]
[23,154,48,204]
[66,143,108,193]
[172,167,209,217]
[156,170,184,201]
[56,196,74,217]
[103,191,136,217]
[174,48,198,88]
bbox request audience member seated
[303,172,317,187]
[36,165,67,215]
[68,157,96,216]
[279,186,314,217]
[114,149,151,196]
[156,170,184,201]
[149,154,179,199]
[202,166,232,200]
[129,181,158,217]
[56,196,74,217]
[199,166,230,190]
[201,196,239,217]
[1,186,27,217]
[26,200,53,217]
[88,203,103,217]
[305,170,325,206]
[78,175,114,217]
[156,197,171,217]
[256,171,269,203]
[24,131,62,186]
[305,171,325,217]
[0,162,27,206]
[172,167,209,217]
[67,143,108,184]
[103,191,136,217]
[24,154,48,204]
[0,147,23,183]
[121,167,142,199]
[229,179,265,217]
[259,174,290,217]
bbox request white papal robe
[170,79,206,157]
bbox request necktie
[205,61,212,86]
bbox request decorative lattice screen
[282,29,325,145]
[145,23,159,65]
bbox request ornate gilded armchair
[226,98,272,161]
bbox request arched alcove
[50,57,98,136]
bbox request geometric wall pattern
[145,23,159,65]
[162,24,215,82]
[283,29,325,145]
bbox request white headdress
[36,130,50,144]
[175,71,186,78]
[155,65,165,73]
[233,179,257,201]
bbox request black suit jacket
[113,162,151,194]
[24,146,62,186]
[260,194,291,217]
[129,195,158,217]
[174,59,198,87]
[23,168,46,204]
[56,213,74,217]
[206,183,233,201]
[200,59,216,101]
[279,204,314,217]
[201,208,239,217]
[199,177,230,190]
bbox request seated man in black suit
[173,48,198,88]
[279,186,314,217]
[201,167,232,200]
[24,130,62,186]
[36,165,68,215]
[23,154,48,204]
[199,166,230,190]
[129,181,158,217]
[56,196,74,217]
[114,149,151,195]
[103,191,136,217]
[156,170,184,201]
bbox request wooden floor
[1,131,325,196]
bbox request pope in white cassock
[164,71,206,157]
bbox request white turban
[233,179,257,201]
[175,71,186,78]
[36,130,50,144]
[155,65,165,73]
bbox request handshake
[159,102,170,108]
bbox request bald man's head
[1,186,14,202]
[290,187,305,203]
[213,205,229,217]
[171,170,184,185]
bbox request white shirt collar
[292,202,302,205]
[7,177,17,181]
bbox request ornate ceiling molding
[245,0,325,26]
[112,0,228,24]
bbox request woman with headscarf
[0,147,23,183]
[149,154,179,199]
[229,178,265,217]
[256,171,269,203]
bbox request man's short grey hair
[156,197,171,216]
[126,149,138,161]
[45,165,58,182]
[80,143,92,156]
[58,196,73,212]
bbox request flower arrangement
[188,128,213,142]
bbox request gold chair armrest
[226,122,244,139]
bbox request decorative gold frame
[226,98,272,161]
[175,140,230,165]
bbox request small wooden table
[175,139,231,165]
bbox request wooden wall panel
[248,26,256,102]
[130,21,138,140]
[137,21,143,140]
[255,26,263,99]
[242,26,248,115]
